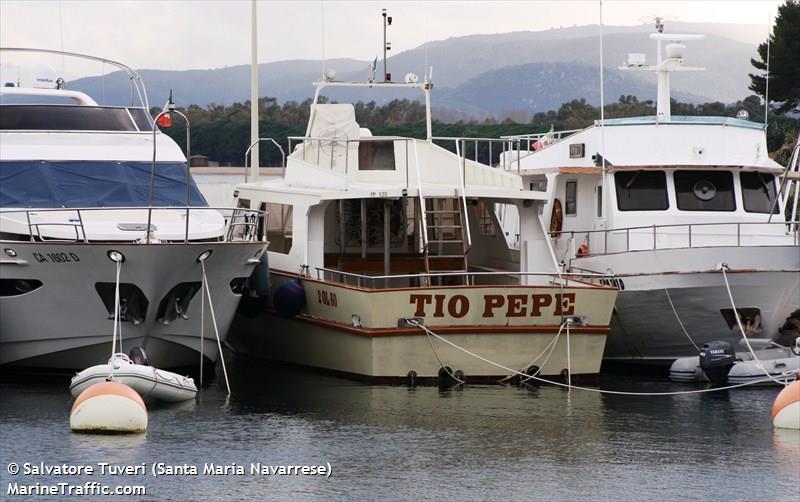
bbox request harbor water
[1,354,798,501]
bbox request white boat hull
[0,241,263,370]
[572,246,800,364]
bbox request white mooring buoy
[70,381,147,433]
[772,379,800,430]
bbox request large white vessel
[226,77,618,384]
[0,48,268,371]
[497,28,800,366]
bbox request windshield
[0,161,208,208]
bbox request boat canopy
[0,160,207,208]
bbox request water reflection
[0,357,797,501]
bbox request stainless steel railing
[552,220,800,257]
[314,266,614,289]
[0,206,268,244]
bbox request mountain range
[69,22,765,119]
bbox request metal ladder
[420,197,470,283]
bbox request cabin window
[530,179,547,191]
[674,171,735,211]
[358,141,395,171]
[569,143,585,158]
[596,185,603,217]
[615,171,668,211]
[237,199,251,209]
[565,181,577,215]
[741,172,778,214]
[265,203,293,254]
[0,105,139,131]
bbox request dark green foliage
[159,93,798,167]
[749,0,800,113]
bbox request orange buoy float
[771,379,800,430]
[70,381,147,433]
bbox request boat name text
[409,293,575,318]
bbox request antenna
[321,0,326,78]
[250,0,259,180]
[764,13,771,126]
[382,8,392,82]
[599,1,608,226]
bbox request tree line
[158,93,798,167]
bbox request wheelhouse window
[615,171,668,211]
[565,180,577,215]
[741,172,778,214]
[358,141,395,170]
[0,105,140,131]
[674,171,735,211]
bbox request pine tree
[749,0,800,113]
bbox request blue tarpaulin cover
[0,161,208,208]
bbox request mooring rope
[200,269,206,388]
[201,261,231,395]
[653,252,700,351]
[498,321,566,383]
[422,324,464,385]
[405,319,793,395]
[720,264,788,386]
[107,259,122,380]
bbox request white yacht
[497,28,800,366]
[0,48,268,371]
[226,76,618,384]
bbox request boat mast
[250,0,260,181]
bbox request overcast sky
[0,1,781,71]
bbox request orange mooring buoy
[771,379,800,430]
[70,381,147,433]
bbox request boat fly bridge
[228,77,618,384]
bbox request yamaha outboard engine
[699,340,736,384]
[129,346,151,366]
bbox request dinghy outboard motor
[129,346,151,366]
[699,340,736,384]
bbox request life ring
[576,242,589,257]
[549,198,563,234]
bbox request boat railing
[0,206,268,244]
[244,137,287,181]
[432,136,527,172]
[314,267,614,289]
[552,220,800,258]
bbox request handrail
[244,137,287,181]
[455,139,472,251]
[551,220,800,256]
[433,136,523,171]
[149,108,190,243]
[0,206,268,244]
[412,140,428,256]
[315,266,614,289]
